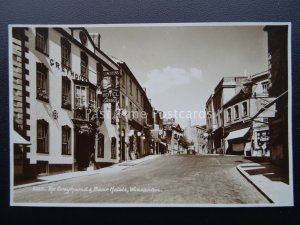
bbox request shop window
[111,137,116,159]
[97,133,104,158]
[36,63,49,102]
[234,105,239,120]
[35,28,48,55]
[80,52,88,79]
[242,102,248,117]
[62,125,71,155]
[62,77,71,110]
[61,37,71,69]
[37,119,49,153]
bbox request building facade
[205,73,274,156]
[205,76,248,154]
[183,122,207,154]
[223,72,271,156]
[163,119,184,154]
[11,27,154,182]
[116,60,153,161]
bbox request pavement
[14,155,160,190]
[236,162,293,206]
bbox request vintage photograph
[10,23,293,206]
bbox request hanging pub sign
[103,70,120,77]
[102,88,120,103]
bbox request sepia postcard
[9,23,293,207]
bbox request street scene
[10,24,293,206]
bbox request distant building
[151,110,165,154]
[184,121,207,154]
[163,119,184,154]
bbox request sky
[87,24,269,128]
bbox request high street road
[13,154,269,205]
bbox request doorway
[75,132,95,170]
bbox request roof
[223,88,250,108]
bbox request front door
[75,132,95,170]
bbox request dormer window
[227,108,232,123]
[234,105,239,120]
[242,102,248,117]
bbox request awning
[12,130,31,145]
[225,127,250,141]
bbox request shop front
[225,127,251,155]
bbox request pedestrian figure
[88,152,98,170]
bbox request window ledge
[35,48,49,57]
[62,153,72,156]
[62,104,72,110]
[36,96,49,103]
